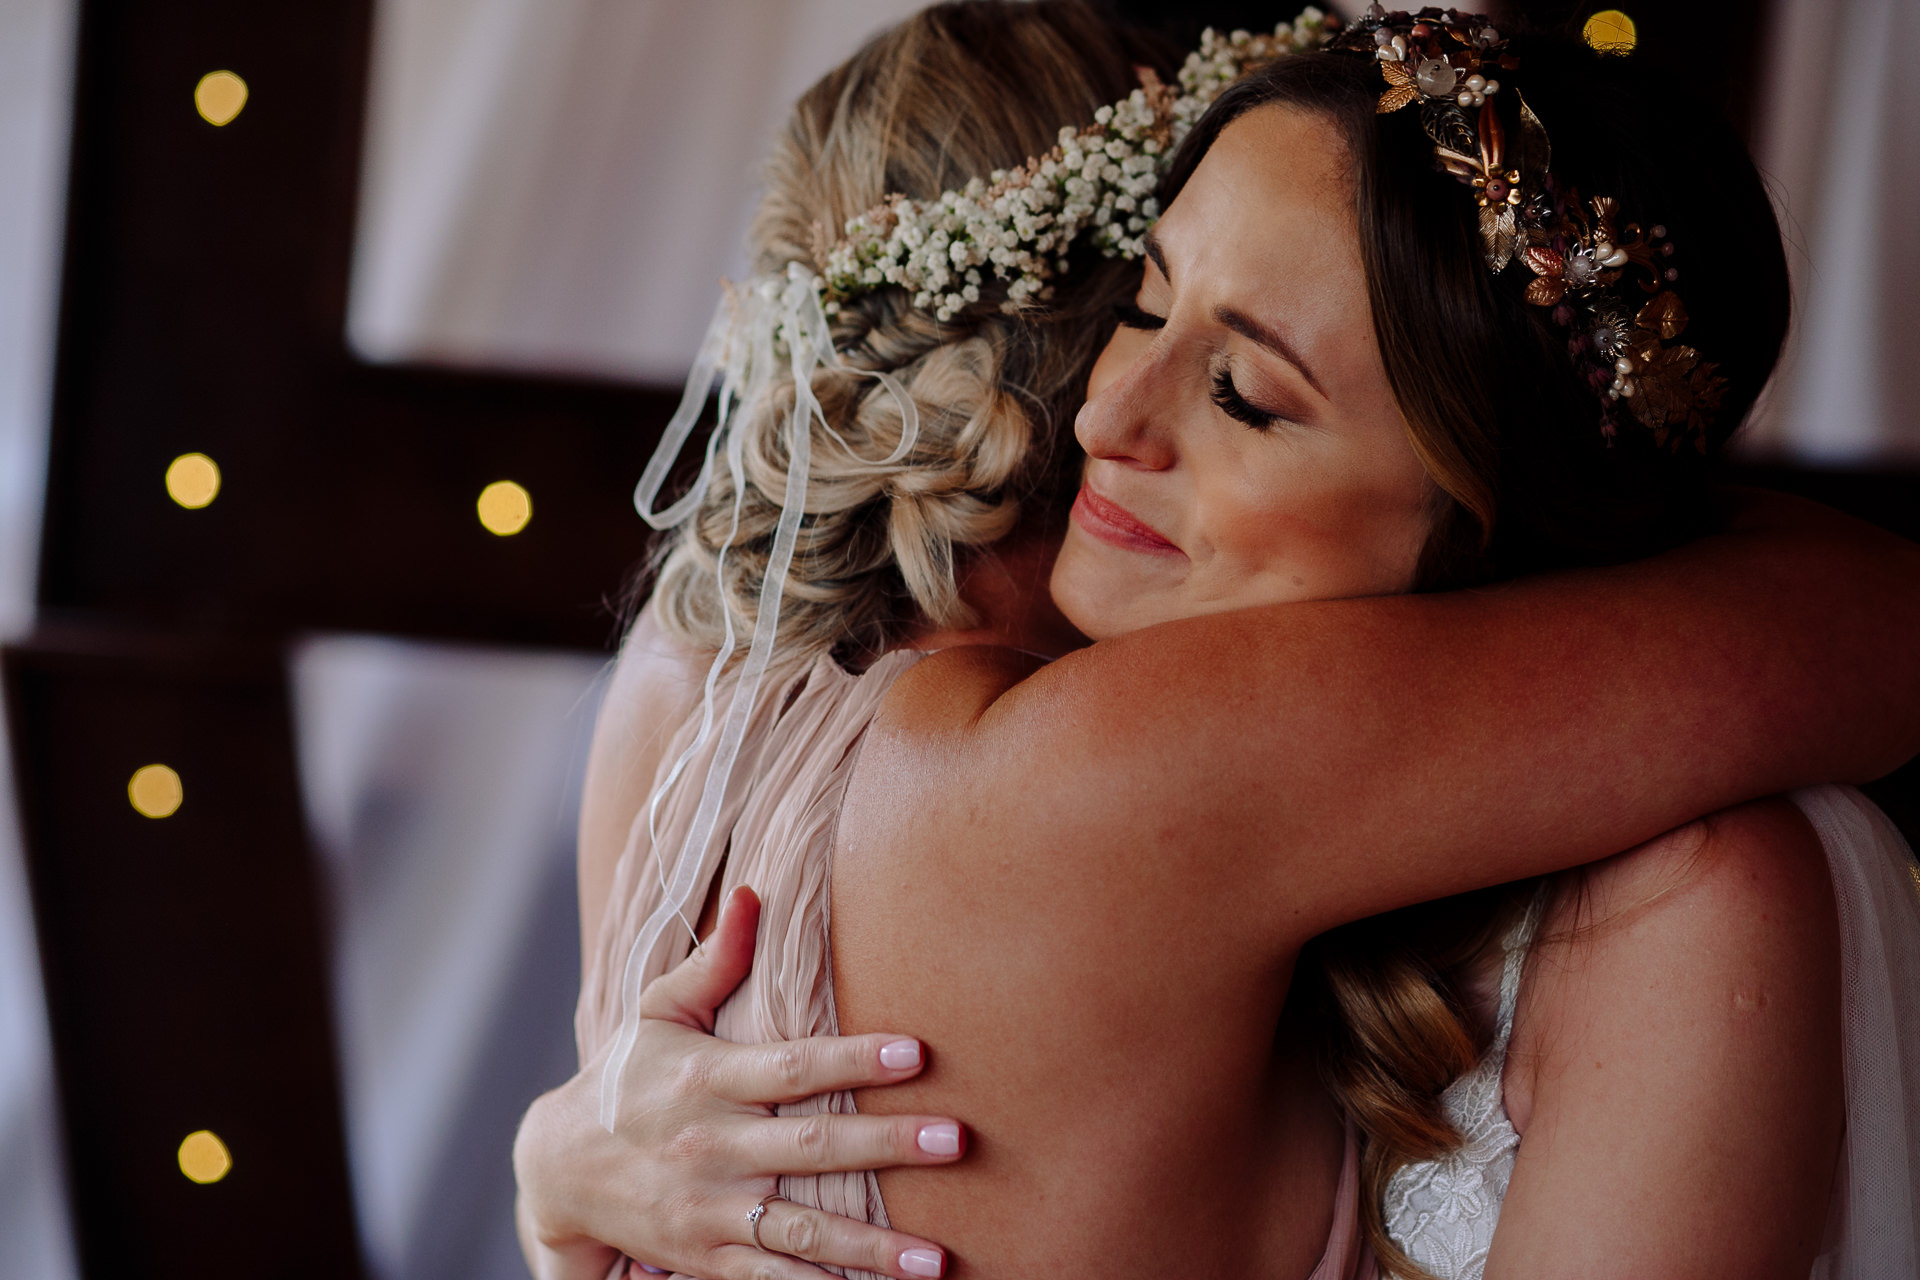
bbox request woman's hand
[515,887,963,1280]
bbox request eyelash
[1210,368,1281,431]
[1113,301,1284,431]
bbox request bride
[516,5,1920,1279]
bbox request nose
[1075,330,1178,471]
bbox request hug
[514,5,1920,1279]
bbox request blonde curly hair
[649,0,1170,665]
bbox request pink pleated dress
[577,647,1373,1280]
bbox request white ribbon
[601,267,920,1131]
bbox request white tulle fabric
[1384,784,1920,1280]
[1793,785,1920,1280]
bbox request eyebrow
[1213,306,1327,401]
[1141,232,1328,402]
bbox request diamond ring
[747,1192,788,1252]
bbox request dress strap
[1491,888,1547,1052]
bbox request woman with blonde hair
[517,5,1920,1278]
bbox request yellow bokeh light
[477,480,533,536]
[1583,10,1637,54]
[166,453,221,509]
[128,764,183,819]
[177,1130,232,1184]
[194,71,249,126]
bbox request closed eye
[1113,300,1166,332]
[1210,367,1281,431]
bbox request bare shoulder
[1557,796,1831,952]
[1491,796,1842,1278]
[836,644,1047,901]
[1513,797,1837,1107]
[871,643,1047,736]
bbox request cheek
[1210,456,1433,597]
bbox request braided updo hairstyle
[650,1,1172,665]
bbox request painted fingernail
[880,1039,922,1070]
[916,1122,961,1156]
[898,1247,945,1277]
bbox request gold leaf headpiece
[1333,5,1725,451]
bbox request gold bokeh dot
[194,71,249,126]
[128,764,183,819]
[166,453,221,509]
[177,1130,232,1184]
[1582,10,1637,53]
[477,480,533,536]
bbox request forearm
[1269,489,1920,922]
[883,491,1920,936]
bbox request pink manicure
[916,1122,961,1156]
[880,1039,922,1070]
[898,1247,945,1277]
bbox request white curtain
[349,0,929,383]
[292,635,605,1280]
[1742,0,1920,461]
[0,0,78,1272]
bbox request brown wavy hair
[649,1,1172,667]
[1157,33,1789,1279]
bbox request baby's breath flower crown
[814,9,1338,322]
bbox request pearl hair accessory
[1338,5,1726,450]
[816,9,1338,321]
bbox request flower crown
[813,9,1338,321]
[1332,5,1726,451]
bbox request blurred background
[1,1,1914,1277]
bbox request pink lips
[1071,483,1182,556]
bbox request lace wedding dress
[1383,785,1920,1280]
[1378,899,1536,1279]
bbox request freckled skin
[1050,107,1435,640]
[1036,105,1849,1278]
[1495,800,1843,1278]
[829,106,1890,1279]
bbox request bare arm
[854,491,1920,946]
[1487,799,1844,1279]
[831,492,1913,1269]
[545,494,1915,1277]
